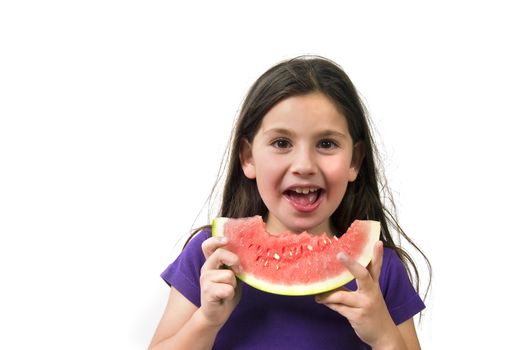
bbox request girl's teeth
[286,188,321,205]
[293,187,318,194]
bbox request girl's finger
[315,288,359,307]
[318,302,359,320]
[203,283,236,303]
[201,269,238,288]
[201,236,229,259]
[337,252,373,291]
[202,247,241,272]
[369,241,384,282]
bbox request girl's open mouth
[283,188,323,212]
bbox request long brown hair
[192,56,431,298]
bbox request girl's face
[240,93,363,235]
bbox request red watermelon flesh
[212,216,380,296]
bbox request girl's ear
[239,138,256,179]
[348,141,365,182]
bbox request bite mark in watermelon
[212,216,380,296]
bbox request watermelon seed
[264,260,269,267]
[274,253,280,260]
[275,264,280,270]
[307,244,313,251]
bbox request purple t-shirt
[161,228,425,349]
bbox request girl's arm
[397,318,421,350]
[148,287,220,350]
[371,317,420,350]
[315,242,422,350]
[149,236,242,350]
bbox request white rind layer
[212,217,227,238]
[237,270,356,296]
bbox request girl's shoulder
[182,226,212,251]
[381,246,409,282]
[378,247,425,324]
[161,227,212,306]
[382,246,402,266]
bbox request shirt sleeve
[380,248,426,325]
[160,229,211,307]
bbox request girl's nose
[290,148,317,176]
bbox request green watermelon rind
[212,217,380,296]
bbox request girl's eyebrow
[262,128,294,136]
[316,130,348,138]
[263,128,348,138]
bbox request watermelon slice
[212,216,380,296]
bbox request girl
[149,56,430,350]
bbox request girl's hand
[199,236,242,328]
[315,241,405,348]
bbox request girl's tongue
[285,190,321,206]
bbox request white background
[1,1,522,348]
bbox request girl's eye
[318,139,338,149]
[272,139,291,148]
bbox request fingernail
[219,237,228,244]
[337,252,349,262]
